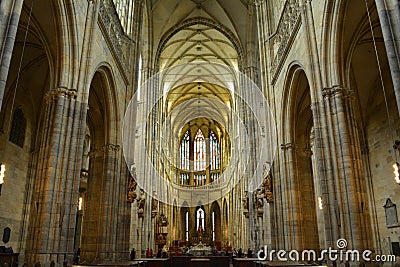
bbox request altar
[187,242,213,256]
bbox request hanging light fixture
[0,163,5,195]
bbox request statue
[255,188,264,217]
[255,189,264,208]
[127,173,137,203]
[242,191,249,218]
[137,189,145,218]
[263,172,273,203]
[158,213,168,227]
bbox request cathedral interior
[0,0,400,266]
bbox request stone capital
[44,87,77,102]
[322,85,353,99]
[280,143,298,151]
[103,143,121,152]
[88,144,120,158]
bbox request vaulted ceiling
[150,0,250,70]
[147,0,251,151]
[159,24,239,70]
[151,0,249,45]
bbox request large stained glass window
[180,131,190,170]
[209,131,220,170]
[194,129,206,171]
[178,127,222,186]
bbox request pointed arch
[181,201,189,242]
[281,62,307,142]
[52,0,80,89]
[280,62,320,250]
[89,63,120,145]
[210,201,221,243]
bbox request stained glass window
[194,129,206,171]
[180,131,190,170]
[194,174,206,186]
[180,173,189,185]
[178,128,222,186]
[210,173,220,184]
[9,108,26,148]
[210,131,220,170]
[113,0,134,35]
[196,207,205,231]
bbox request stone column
[139,215,145,258]
[360,146,381,253]
[81,143,121,263]
[25,88,84,265]
[0,0,24,111]
[298,148,319,250]
[134,63,157,255]
[254,0,288,253]
[116,165,132,260]
[375,0,400,115]
[280,143,302,250]
[322,86,370,251]
[99,144,121,262]
[300,0,340,251]
[15,148,43,264]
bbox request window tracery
[112,0,134,35]
[194,129,206,171]
[178,127,222,186]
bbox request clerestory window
[178,128,221,186]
